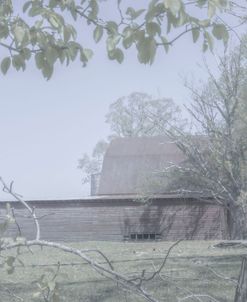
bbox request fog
[0,5,240,200]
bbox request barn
[0,136,229,241]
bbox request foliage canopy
[0,0,238,78]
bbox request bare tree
[164,40,247,239]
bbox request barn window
[127,233,161,241]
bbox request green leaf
[108,48,124,63]
[80,48,93,64]
[58,49,66,64]
[35,53,45,70]
[49,15,60,29]
[42,62,53,79]
[123,35,134,49]
[83,48,93,61]
[70,6,77,21]
[197,0,207,8]
[34,19,43,29]
[212,23,229,42]
[198,19,211,27]
[192,27,200,43]
[1,57,11,75]
[146,22,161,37]
[0,23,9,39]
[45,47,58,65]
[166,11,179,33]
[160,36,169,53]
[63,26,71,43]
[67,25,77,40]
[106,21,118,35]
[145,1,164,22]
[178,8,189,26]
[137,37,157,64]
[126,7,145,20]
[21,48,31,60]
[208,1,216,18]
[28,6,44,17]
[13,26,26,45]
[93,25,103,43]
[49,0,58,9]
[164,0,182,15]
[23,1,32,13]
[107,35,120,52]
[67,42,80,61]
[12,55,25,71]
[218,0,228,8]
[134,29,145,43]
[122,27,135,49]
[88,0,99,20]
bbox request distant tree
[165,40,247,239]
[78,139,108,184]
[0,0,244,79]
[106,92,183,138]
[78,92,183,184]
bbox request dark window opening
[130,234,136,240]
[137,234,143,240]
[127,233,161,241]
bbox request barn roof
[97,136,185,195]
[0,194,215,208]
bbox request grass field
[0,240,246,302]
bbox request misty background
[0,21,236,200]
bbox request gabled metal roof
[98,136,185,195]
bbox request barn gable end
[98,136,185,195]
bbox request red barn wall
[0,199,228,241]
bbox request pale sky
[0,6,242,200]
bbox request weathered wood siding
[0,198,228,242]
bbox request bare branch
[0,177,40,240]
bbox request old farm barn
[0,136,228,241]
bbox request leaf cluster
[0,0,233,78]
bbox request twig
[0,178,40,240]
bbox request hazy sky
[0,8,241,200]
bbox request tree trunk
[234,257,247,302]
[228,204,247,240]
